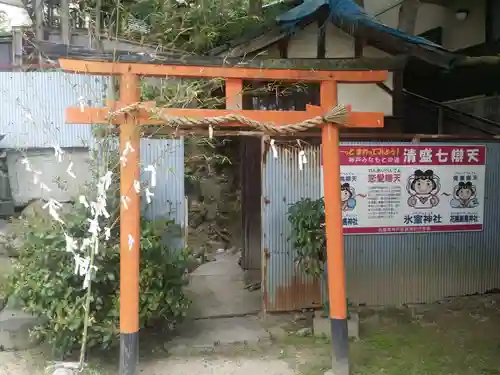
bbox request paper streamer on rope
[32,170,42,185]
[66,162,76,179]
[121,195,131,210]
[128,234,134,251]
[40,182,51,192]
[133,180,141,193]
[145,187,154,204]
[270,139,278,159]
[120,142,135,167]
[65,234,78,254]
[298,150,308,171]
[54,145,64,163]
[43,198,63,224]
[87,218,100,235]
[21,157,31,172]
[104,227,111,240]
[144,165,157,187]
[78,96,86,112]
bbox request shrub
[287,197,326,278]
[8,203,190,357]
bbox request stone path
[138,358,298,375]
[0,351,299,375]
[186,251,261,319]
[0,251,287,375]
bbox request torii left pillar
[118,73,141,375]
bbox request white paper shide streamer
[270,139,278,159]
[120,141,135,167]
[298,150,308,171]
[27,142,116,289]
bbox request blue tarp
[276,0,446,50]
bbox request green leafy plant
[7,205,190,357]
[287,197,326,278]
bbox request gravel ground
[0,350,47,375]
[140,358,298,375]
[0,351,299,375]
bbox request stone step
[0,308,46,351]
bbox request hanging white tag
[270,139,278,159]
[208,125,213,140]
[128,234,134,251]
[78,96,85,112]
[145,165,157,187]
[133,180,141,193]
[298,150,306,171]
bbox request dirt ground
[2,294,500,375]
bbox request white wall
[367,0,485,50]
[275,22,393,116]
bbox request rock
[21,200,73,221]
[205,203,218,221]
[45,362,80,375]
[21,199,48,219]
[0,308,46,351]
[207,240,225,253]
[295,327,313,337]
[0,220,23,257]
[266,325,288,340]
[0,256,13,296]
[204,252,216,262]
[0,201,14,217]
[161,223,184,250]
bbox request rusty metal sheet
[263,141,500,310]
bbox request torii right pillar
[320,79,383,375]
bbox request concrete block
[313,313,360,341]
[0,308,45,351]
[0,171,12,201]
[0,201,14,217]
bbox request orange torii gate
[58,53,388,375]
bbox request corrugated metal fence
[0,71,184,225]
[263,141,500,310]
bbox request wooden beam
[397,0,420,35]
[222,28,290,58]
[59,58,390,82]
[317,12,327,59]
[65,105,384,128]
[37,41,407,72]
[354,0,365,57]
[225,79,243,109]
[278,36,290,59]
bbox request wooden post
[397,0,419,35]
[60,0,70,45]
[119,73,141,375]
[321,81,349,375]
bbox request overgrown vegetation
[7,156,190,356]
[287,197,325,278]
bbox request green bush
[287,197,326,278]
[8,204,190,357]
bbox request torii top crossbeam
[39,42,392,375]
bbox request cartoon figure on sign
[341,183,357,211]
[407,169,440,209]
[450,181,479,208]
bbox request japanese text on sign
[322,144,486,235]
